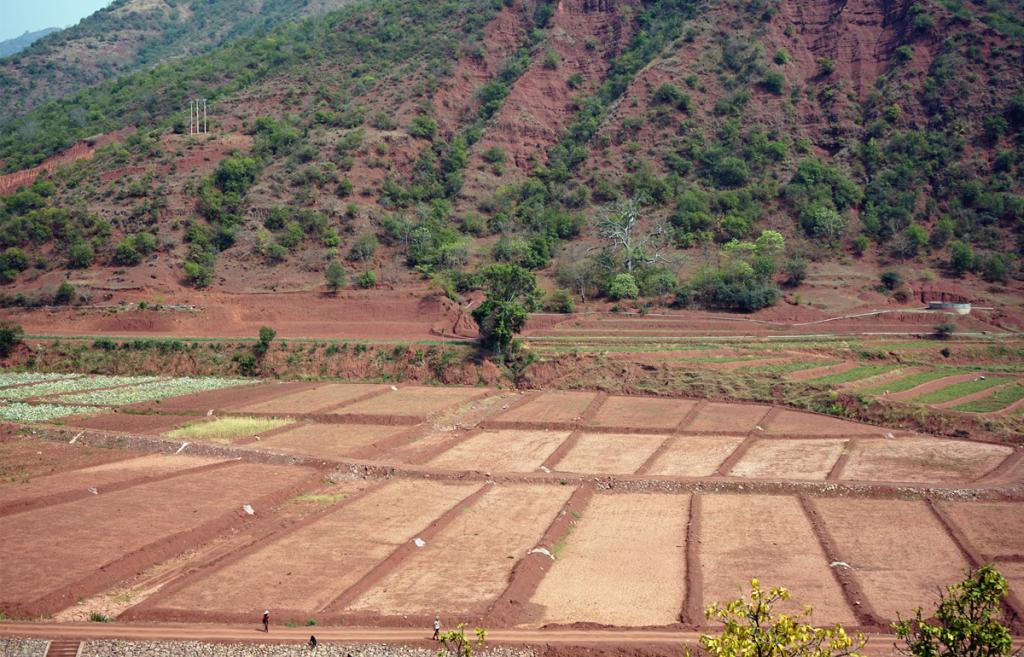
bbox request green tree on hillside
[471,263,541,354]
[325,260,346,293]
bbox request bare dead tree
[593,198,669,273]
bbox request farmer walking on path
[433,616,441,640]
[262,610,270,633]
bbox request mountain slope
[0,0,1021,318]
[0,0,357,122]
[0,28,60,59]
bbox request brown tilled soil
[934,501,1024,561]
[0,433,139,481]
[496,392,599,424]
[2,384,1023,634]
[527,492,689,627]
[0,453,225,515]
[728,438,847,481]
[839,438,1013,484]
[701,494,857,625]
[643,436,747,478]
[428,429,570,473]
[588,397,696,430]
[683,403,771,433]
[762,410,889,436]
[63,413,205,433]
[347,484,573,619]
[552,433,666,475]
[234,383,387,414]
[0,461,318,617]
[241,423,410,460]
[814,498,971,621]
[141,480,478,619]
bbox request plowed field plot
[235,383,385,414]
[685,403,769,433]
[701,495,855,624]
[0,462,315,616]
[340,386,484,416]
[644,436,745,477]
[0,453,224,512]
[349,484,572,617]
[814,498,970,621]
[63,412,200,433]
[131,382,294,413]
[999,562,1024,606]
[0,437,136,482]
[428,430,570,472]
[494,391,597,423]
[839,438,1012,484]
[936,502,1024,560]
[553,433,665,475]
[528,493,688,626]
[148,480,477,616]
[588,397,696,430]
[245,423,409,460]
[763,410,884,436]
[729,439,846,480]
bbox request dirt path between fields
[0,621,989,655]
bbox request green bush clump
[0,321,24,358]
[53,282,76,305]
[607,273,639,300]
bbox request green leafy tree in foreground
[894,565,1021,657]
[471,263,541,354]
[694,579,866,657]
[437,624,487,657]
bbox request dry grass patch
[165,416,293,443]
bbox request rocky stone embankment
[79,641,538,657]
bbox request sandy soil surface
[0,462,315,615]
[763,410,886,436]
[340,386,485,416]
[588,397,696,430]
[701,495,856,624]
[729,439,846,480]
[0,453,223,510]
[644,436,746,477]
[840,438,1012,484]
[814,498,969,620]
[528,492,688,627]
[151,480,478,615]
[246,423,409,460]
[236,384,386,414]
[553,433,666,475]
[684,403,770,433]
[935,501,1024,560]
[428,430,571,473]
[349,484,572,616]
[496,392,598,424]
